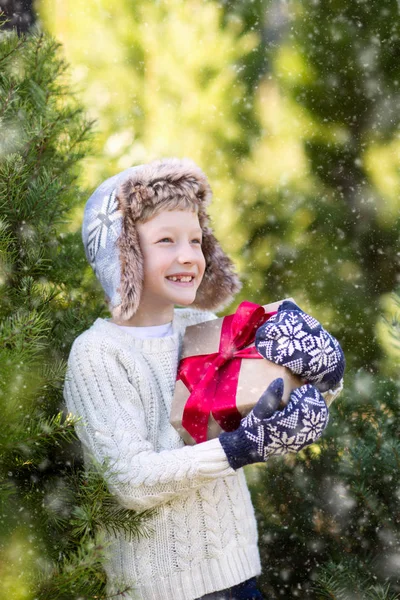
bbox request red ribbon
[177,301,276,443]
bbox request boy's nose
[177,253,194,264]
[177,243,198,263]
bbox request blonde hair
[136,195,200,225]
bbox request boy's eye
[157,237,202,244]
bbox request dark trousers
[195,577,264,600]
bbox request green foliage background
[1,0,400,597]
[38,0,400,372]
[0,25,151,600]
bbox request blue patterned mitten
[219,378,329,470]
[255,301,345,391]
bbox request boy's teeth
[167,276,193,282]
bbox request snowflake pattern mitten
[255,301,345,391]
[219,378,329,470]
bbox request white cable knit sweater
[63,308,261,600]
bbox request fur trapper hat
[82,158,241,320]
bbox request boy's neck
[111,305,174,327]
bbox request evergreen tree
[231,1,400,596]
[248,368,400,598]
[0,25,149,599]
[233,0,400,371]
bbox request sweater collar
[90,308,192,353]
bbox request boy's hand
[219,378,329,470]
[255,301,345,392]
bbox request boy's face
[136,209,206,317]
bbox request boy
[64,158,343,600]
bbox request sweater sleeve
[63,334,235,512]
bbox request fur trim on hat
[114,157,241,320]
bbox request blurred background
[1,0,400,598]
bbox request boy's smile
[119,209,206,326]
[165,272,196,285]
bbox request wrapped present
[171,299,303,445]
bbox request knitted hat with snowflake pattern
[82,158,241,320]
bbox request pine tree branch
[0,310,50,352]
[365,584,400,600]
[63,118,95,156]
[0,36,25,68]
[34,541,108,600]
[36,466,153,598]
[313,556,400,599]
[57,466,155,544]
[2,161,24,220]
[0,80,16,119]
[33,32,44,71]
[1,413,79,458]
[21,113,63,164]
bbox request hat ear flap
[113,218,144,321]
[193,226,241,311]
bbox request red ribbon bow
[177,301,276,443]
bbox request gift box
[171,299,303,445]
